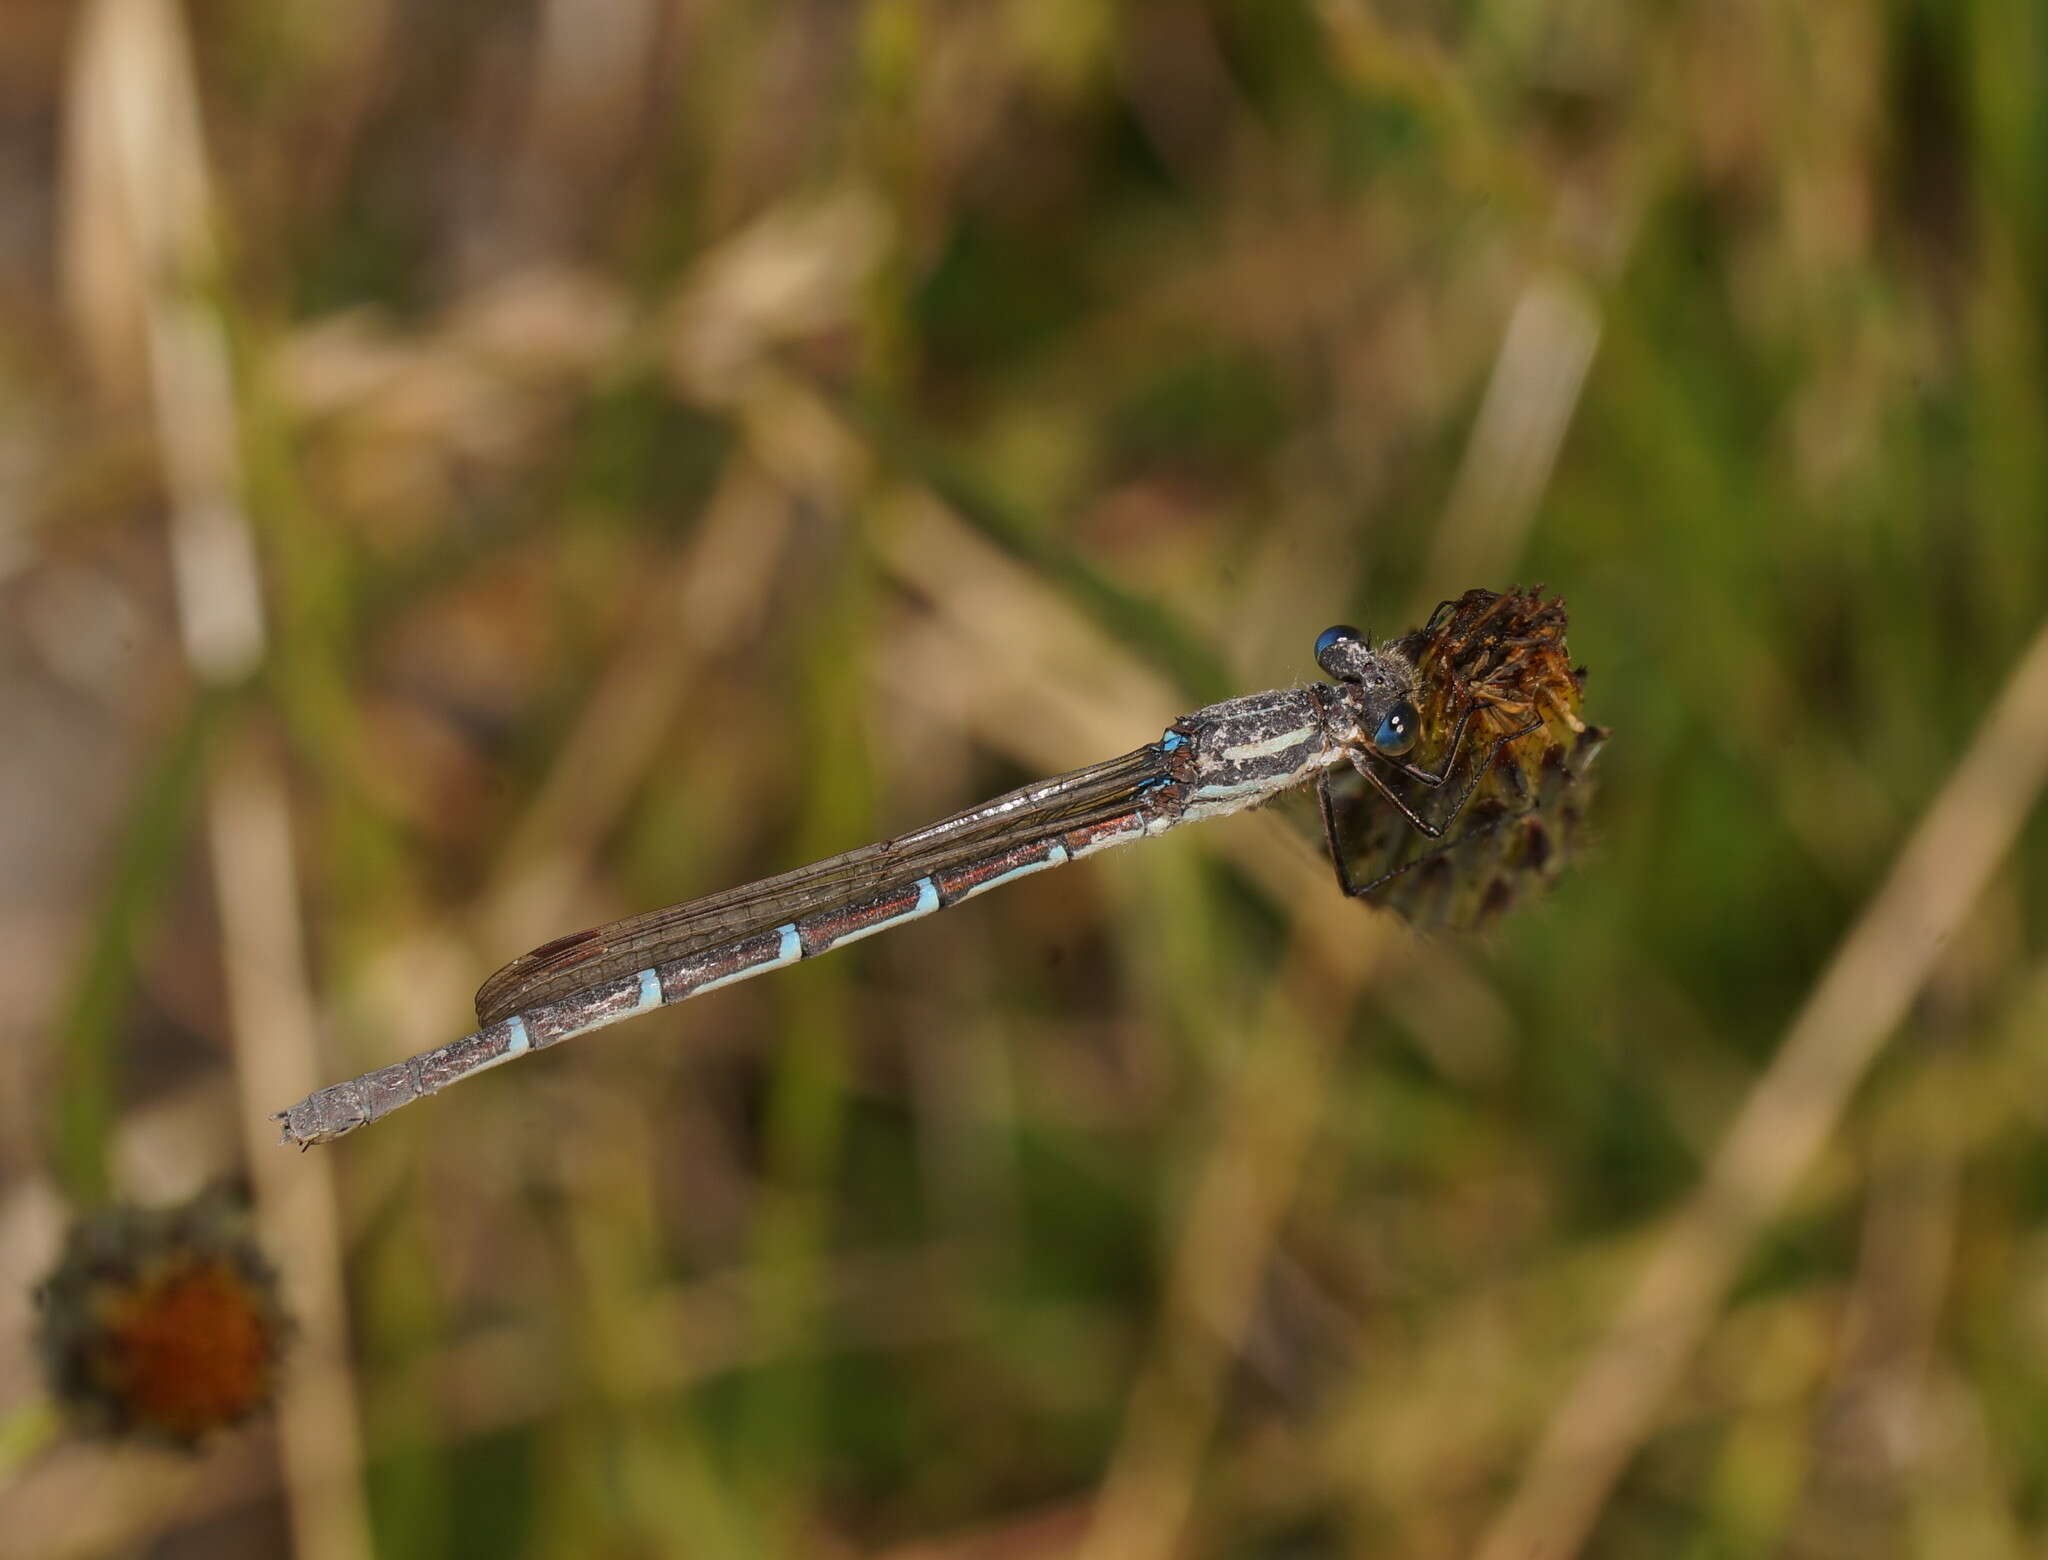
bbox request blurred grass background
[3,1,2048,1555]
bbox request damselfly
[276,588,1598,1146]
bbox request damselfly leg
[1315,708,1543,901]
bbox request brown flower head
[1333,586,1607,931]
[34,1183,289,1447]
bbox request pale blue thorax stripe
[1219,726,1317,764]
[1192,774,1282,801]
[636,968,662,1011]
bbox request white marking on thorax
[1217,724,1319,764]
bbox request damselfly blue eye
[1315,625,1363,677]
[1374,700,1419,756]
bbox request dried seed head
[1338,587,1607,930]
[34,1183,289,1447]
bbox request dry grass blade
[1423,277,1604,605]
[61,2,370,1554]
[1076,941,1379,1560]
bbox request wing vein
[473,744,1167,1024]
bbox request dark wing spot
[521,929,604,966]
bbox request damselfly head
[1314,624,1422,756]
